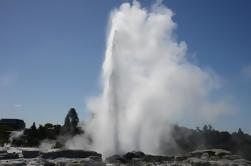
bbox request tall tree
[64,108,79,134]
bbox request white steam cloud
[39,139,56,151]
[66,1,229,156]
[9,130,24,143]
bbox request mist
[66,1,229,156]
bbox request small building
[0,119,25,130]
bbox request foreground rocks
[0,148,104,166]
[41,149,101,159]
[0,148,250,165]
[105,149,251,166]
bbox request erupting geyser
[66,1,229,156]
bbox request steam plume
[9,130,24,143]
[66,1,229,156]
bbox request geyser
[66,1,229,156]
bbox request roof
[0,119,25,123]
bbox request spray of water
[66,1,229,156]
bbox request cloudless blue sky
[0,0,250,133]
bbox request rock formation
[0,148,250,165]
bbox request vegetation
[160,124,251,160]
[0,124,12,145]
[61,108,82,136]
[1,108,251,160]
[10,122,62,147]
[0,108,83,148]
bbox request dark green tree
[237,128,244,135]
[203,125,209,131]
[63,108,80,135]
[208,124,213,131]
[44,123,53,129]
[31,122,37,131]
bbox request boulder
[144,154,174,162]
[45,158,106,166]
[0,151,7,155]
[0,152,19,160]
[201,153,210,160]
[187,157,211,166]
[0,159,25,166]
[0,150,7,154]
[223,154,243,160]
[210,155,220,161]
[130,158,143,166]
[123,151,145,160]
[44,161,56,166]
[22,150,40,158]
[25,158,45,165]
[0,147,7,153]
[105,154,126,164]
[175,156,188,161]
[41,149,101,159]
[232,159,251,165]
[89,155,102,162]
[209,159,231,166]
[190,149,231,157]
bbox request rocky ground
[0,147,250,166]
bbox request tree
[44,123,53,129]
[237,128,244,135]
[31,122,37,131]
[63,108,79,135]
[208,124,213,131]
[203,125,208,131]
[23,122,39,146]
[196,126,201,132]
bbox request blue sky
[0,0,250,133]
